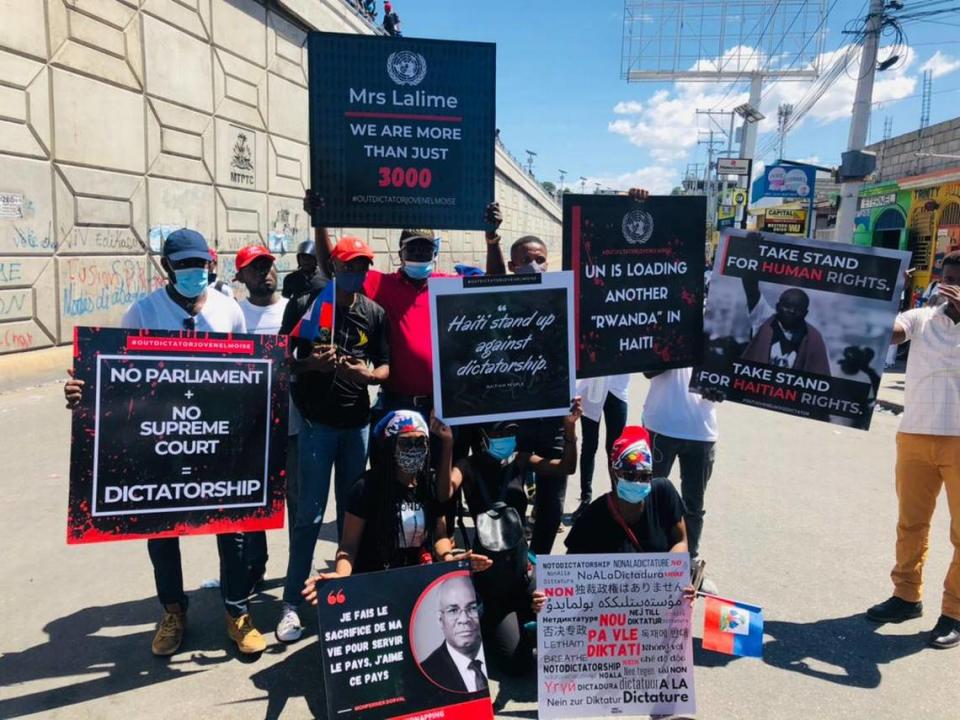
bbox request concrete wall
[0,0,561,356]
[868,116,960,183]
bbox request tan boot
[227,612,266,654]
[152,604,186,656]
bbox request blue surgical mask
[402,261,434,280]
[616,479,652,505]
[336,270,367,293]
[515,261,546,275]
[173,268,208,298]
[486,435,517,462]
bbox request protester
[433,417,537,674]
[867,251,960,650]
[234,245,289,589]
[383,1,401,35]
[573,375,630,520]
[532,426,695,612]
[278,236,390,643]
[63,229,266,656]
[207,248,234,298]
[300,411,490,593]
[741,278,830,373]
[642,368,720,591]
[281,239,325,301]
[309,192,501,428]
[483,209,582,555]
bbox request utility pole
[524,149,537,175]
[579,176,587,193]
[777,103,794,160]
[558,169,567,196]
[834,0,885,243]
[699,130,725,232]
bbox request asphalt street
[0,376,957,719]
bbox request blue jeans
[282,420,368,606]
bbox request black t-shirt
[517,418,565,460]
[281,270,326,301]
[346,473,446,573]
[564,479,685,554]
[290,294,389,427]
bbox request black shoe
[866,596,923,623]
[929,615,960,649]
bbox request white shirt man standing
[867,251,960,650]
[64,229,267,657]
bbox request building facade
[0,0,561,357]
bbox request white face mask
[515,260,547,275]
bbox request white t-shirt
[898,305,960,436]
[642,367,718,442]
[576,374,631,423]
[121,287,246,333]
[239,297,288,335]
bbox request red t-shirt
[363,269,454,396]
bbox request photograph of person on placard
[411,574,488,694]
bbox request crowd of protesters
[62,187,960,667]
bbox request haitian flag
[702,595,764,658]
[290,279,335,344]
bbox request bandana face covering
[396,444,428,474]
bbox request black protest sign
[67,328,288,543]
[317,561,495,720]
[307,33,495,230]
[562,194,706,378]
[691,229,911,430]
[429,273,576,426]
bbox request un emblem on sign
[621,209,654,245]
[386,51,427,86]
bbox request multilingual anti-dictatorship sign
[562,194,706,378]
[316,561,495,720]
[691,229,911,429]
[67,328,289,543]
[429,273,576,425]
[307,33,496,230]
[536,553,695,719]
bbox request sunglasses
[397,435,428,450]
[615,469,652,483]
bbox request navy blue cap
[163,228,210,262]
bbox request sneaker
[151,604,186,656]
[276,603,304,643]
[227,612,267,654]
[928,615,960,649]
[866,596,923,623]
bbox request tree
[670,186,685,195]
[540,181,557,195]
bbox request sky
[392,0,960,194]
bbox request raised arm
[484,201,506,276]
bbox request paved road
[1,378,956,719]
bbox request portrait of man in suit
[419,575,487,693]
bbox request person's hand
[303,189,325,215]
[840,346,876,375]
[700,388,726,403]
[531,590,547,614]
[64,368,84,410]
[938,284,960,306]
[682,584,697,607]
[429,412,453,445]
[484,201,502,242]
[452,550,493,573]
[628,188,650,202]
[563,396,583,436]
[303,344,337,373]
[302,572,344,606]
[338,355,371,385]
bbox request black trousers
[530,473,568,556]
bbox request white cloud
[583,166,679,195]
[613,100,644,114]
[921,50,960,79]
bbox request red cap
[235,245,276,271]
[610,426,653,472]
[332,236,375,263]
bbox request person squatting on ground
[867,250,960,650]
[64,229,267,656]
[278,236,390,643]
